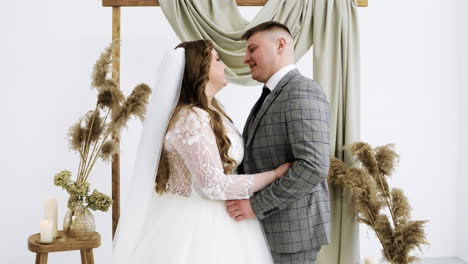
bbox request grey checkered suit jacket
[240,69,331,254]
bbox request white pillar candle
[44,197,58,237]
[364,257,378,264]
[40,220,53,243]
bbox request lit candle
[44,197,58,237]
[364,257,378,264]
[40,220,53,243]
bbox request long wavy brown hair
[155,39,237,194]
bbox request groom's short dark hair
[241,21,292,41]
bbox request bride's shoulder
[177,106,210,120]
[170,106,211,131]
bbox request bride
[112,39,292,264]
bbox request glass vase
[63,202,95,238]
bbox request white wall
[457,0,468,262]
[1,2,113,263]
[358,0,462,260]
[0,0,464,263]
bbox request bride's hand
[274,162,293,179]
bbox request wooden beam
[102,0,270,6]
[357,0,368,7]
[103,0,159,6]
[111,6,121,239]
[103,0,368,7]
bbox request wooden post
[111,6,121,239]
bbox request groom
[226,21,331,264]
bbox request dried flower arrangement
[53,42,151,233]
[328,142,428,264]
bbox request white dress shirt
[263,64,297,104]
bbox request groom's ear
[276,38,287,53]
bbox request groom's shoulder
[282,71,319,90]
[283,75,327,103]
[289,73,319,88]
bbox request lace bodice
[163,107,254,200]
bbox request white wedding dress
[127,107,274,264]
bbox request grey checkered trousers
[239,69,331,264]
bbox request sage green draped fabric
[312,0,361,263]
[158,0,361,262]
[159,0,313,85]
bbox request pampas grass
[111,83,151,132]
[100,140,118,162]
[54,42,152,214]
[65,42,151,183]
[329,142,428,264]
[97,80,125,110]
[91,41,117,88]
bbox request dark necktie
[249,86,271,124]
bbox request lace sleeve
[168,108,256,200]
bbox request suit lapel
[242,106,256,140]
[245,69,300,148]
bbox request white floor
[363,258,467,264]
[422,258,467,264]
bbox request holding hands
[226,162,292,221]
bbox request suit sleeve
[249,81,331,220]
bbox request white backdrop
[456,0,468,261]
[359,0,466,261]
[0,0,466,263]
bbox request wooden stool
[27,230,101,264]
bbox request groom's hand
[226,199,256,221]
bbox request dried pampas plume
[91,41,119,88]
[100,140,119,162]
[111,83,151,132]
[329,142,428,264]
[54,41,152,223]
[97,79,125,109]
[64,42,152,184]
[68,119,87,152]
[83,110,104,143]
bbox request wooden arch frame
[102,0,369,237]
